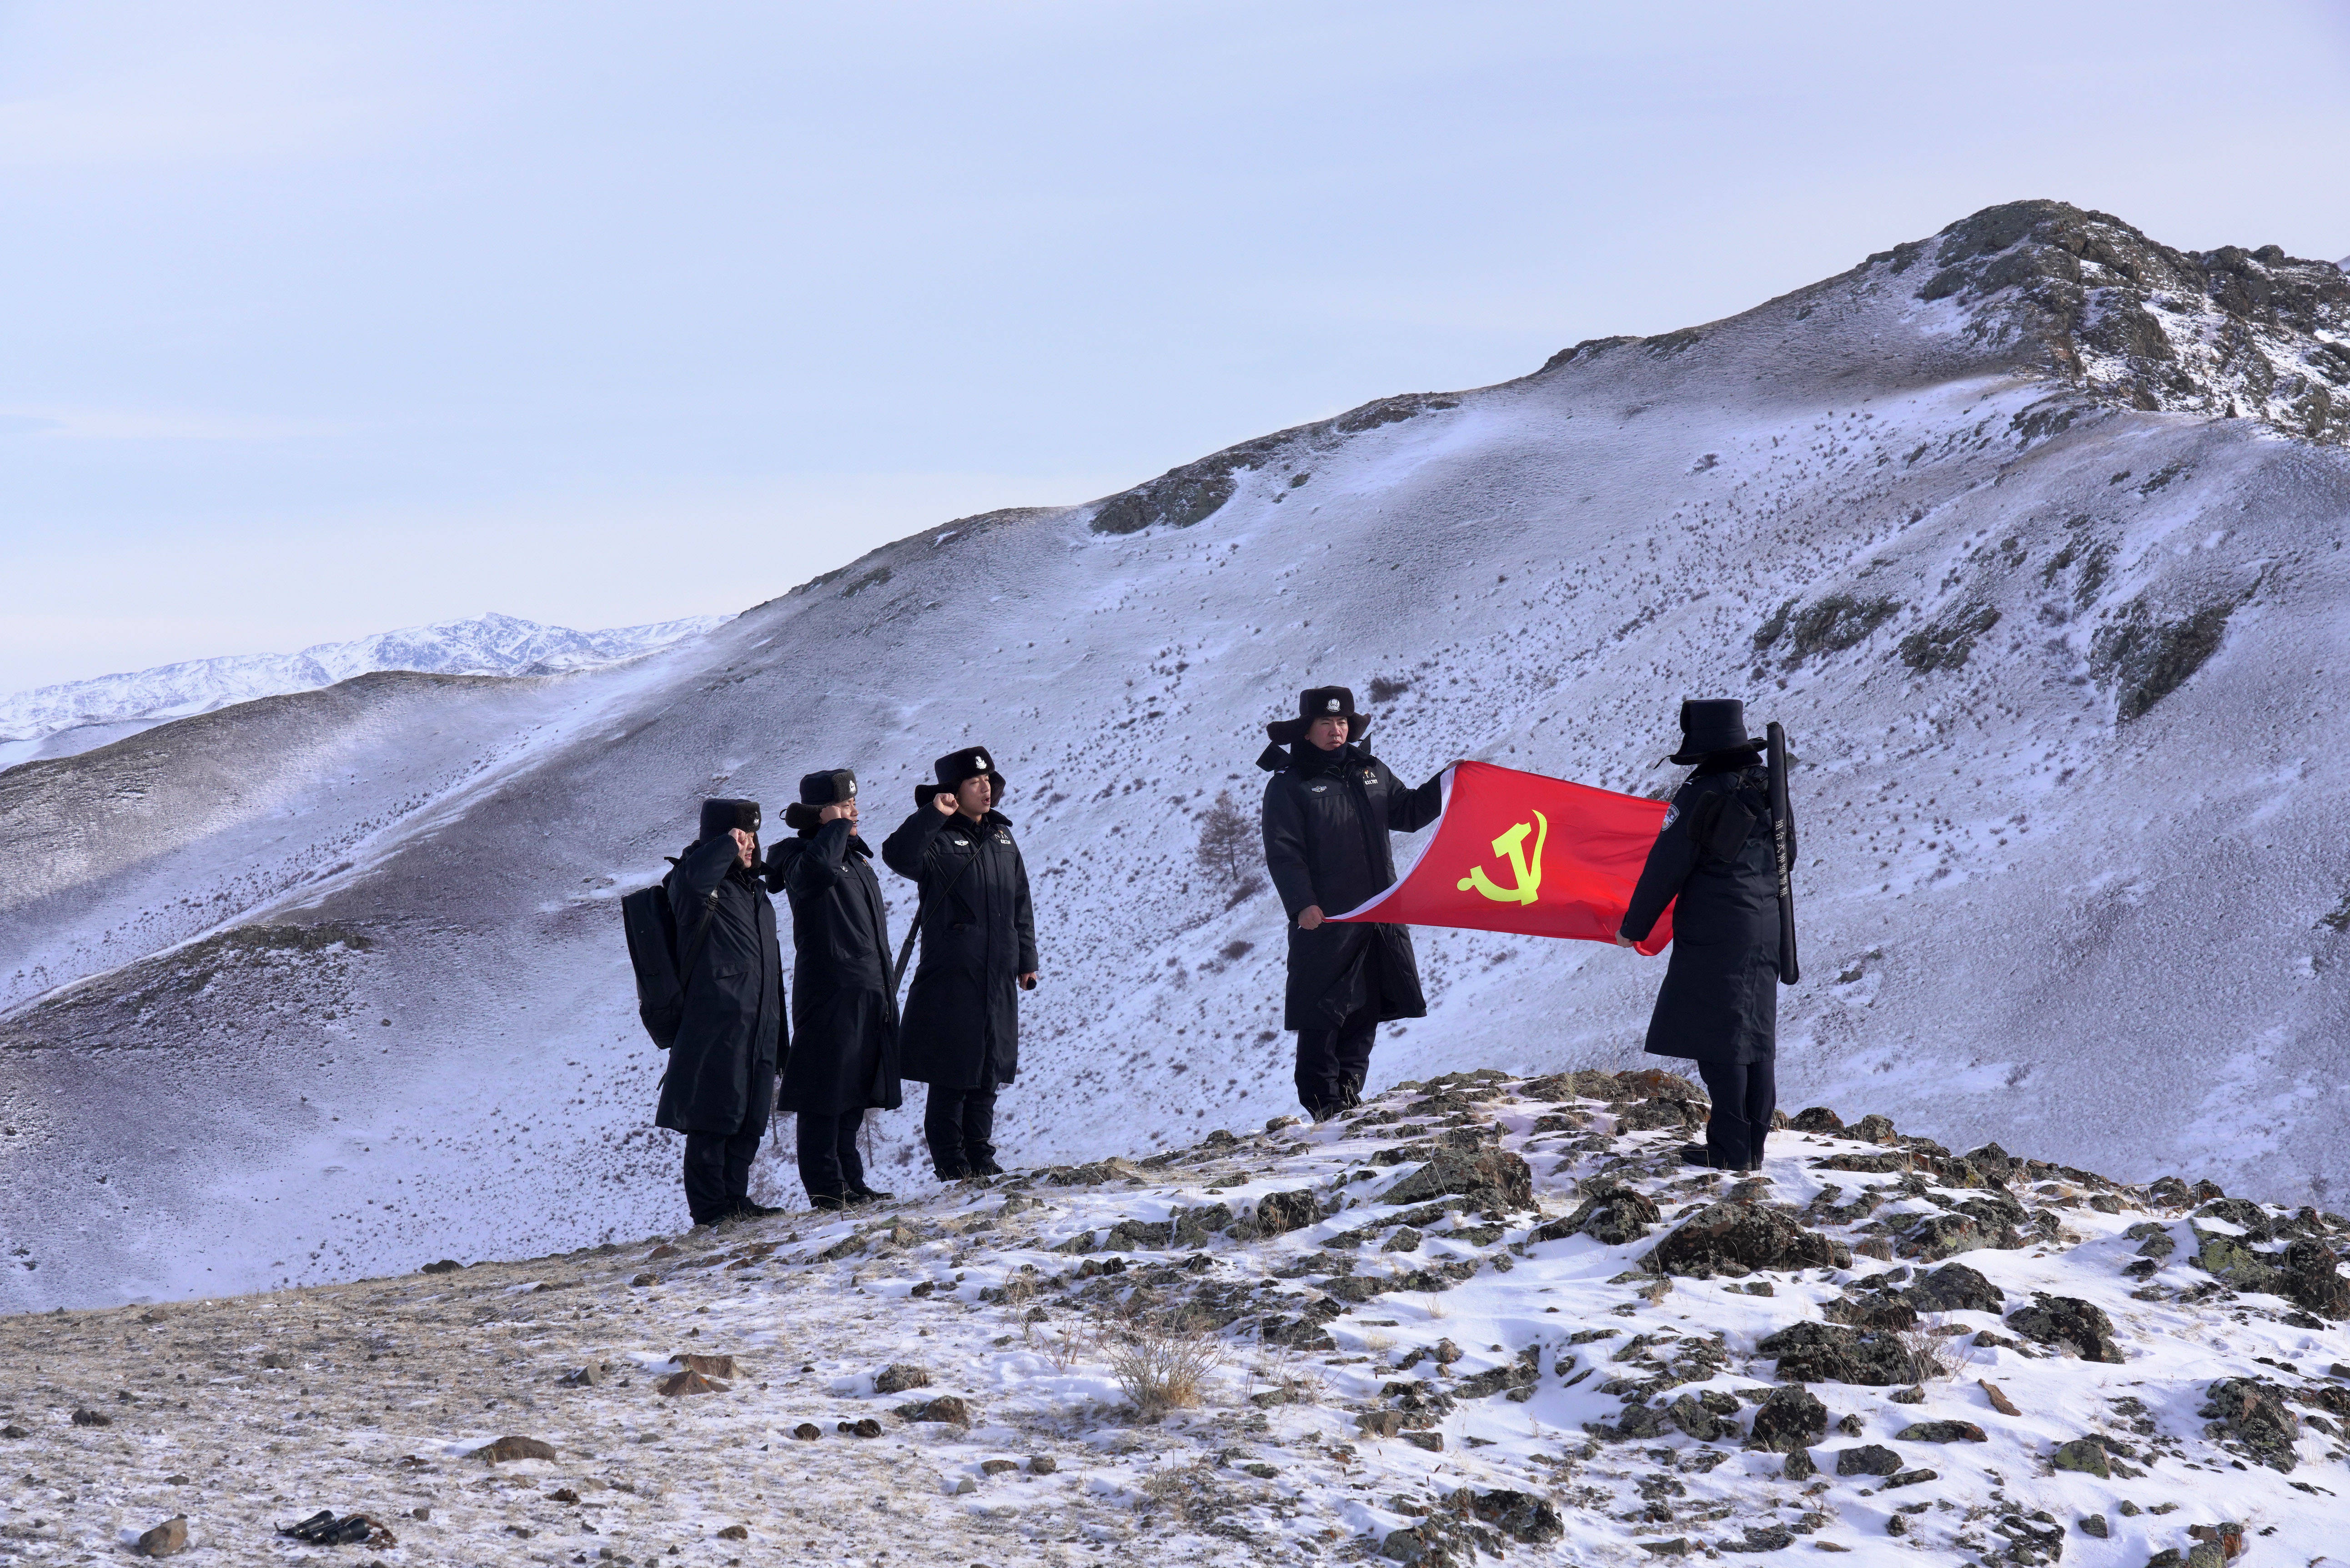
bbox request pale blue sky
[2,0,2346,692]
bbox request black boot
[809,1193,849,1212]
[969,1157,1004,1178]
[733,1200,787,1220]
[933,1161,970,1182]
[847,1183,895,1203]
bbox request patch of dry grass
[1106,1314,1226,1419]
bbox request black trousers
[796,1109,867,1201]
[682,1127,762,1223]
[924,1081,997,1174]
[1696,1055,1777,1169]
[1295,1008,1378,1116]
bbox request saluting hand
[932,792,957,815]
[1297,905,1325,930]
[728,827,756,868]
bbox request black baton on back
[1767,721,1799,985]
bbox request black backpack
[620,860,721,1049]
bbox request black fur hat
[698,797,761,840]
[1265,685,1372,745]
[917,745,1008,809]
[1666,699,1765,765]
[783,769,858,830]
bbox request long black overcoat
[769,820,904,1116]
[1620,762,1793,1065]
[880,805,1037,1090]
[1259,739,1444,1031]
[655,834,786,1135]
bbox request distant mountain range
[0,611,726,767]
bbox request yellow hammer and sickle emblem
[1456,811,1547,905]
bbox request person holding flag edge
[1258,686,1445,1121]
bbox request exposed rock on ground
[1,1070,2345,1564]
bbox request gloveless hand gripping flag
[1327,759,1675,952]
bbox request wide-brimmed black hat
[916,745,1008,808]
[1666,699,1766,765]
[1265,685,1374,745]
[698,797,761,840]
[783,769,858,830]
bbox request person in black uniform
[1616,699,1795,1171]
[655,798,788,1226]
[1258,686,1444,1121]
[768,768,902,1211]
[881,746,1038,1181]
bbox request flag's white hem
[1327,763,1456,922]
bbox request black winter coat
[1620,762,1793,1065]
[655,835,786,1135]
[1259,740,1444,1031]
[881,806,1038,1090]
[769,821,903,1116]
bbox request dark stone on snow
[1663,1394,1725,1441]
[2199,1377,2301,1472]
[1812,1151,1909,1174]
[1897,1211,2024,1261]
[1823,1293,1918,1331]
[2004,1293,2124,1363]
[1906,1261,2005,1314]
[1834,1444,1901,1476]
[1721,1524,1795,1552]
[1170,1203,1233,1248]
[1380,1148,1534,1213]
[1532,1182,1662,1247]
[1254,1190,1320,1236]
[871,1363,932,1394]
[2049,1437,2111,1478]
[1645,1201,1845,1279]
[1788,1107,1845,1133]
[1746,1386,1828,1453]
[2194,1198,2275,1241]
[2280,1237,2350,1319]
[1894,1420,1986,1443]
[894,1395,972,1426]
[1755,1322,1921,1386]
[1454,1488,1564,1545]
[1846,1114,1898,1145]
[1453,1347,1542,1401]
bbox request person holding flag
[1258,686,1444,1121]
[1615,699,1798,1171]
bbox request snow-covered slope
[5,1073,2344,1565]
[0,611,724,768]
[5,200,2350,1315]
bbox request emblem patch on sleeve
[1660,803,1680,832]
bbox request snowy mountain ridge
[5,1071,2345,1565]
[5,200,2350,1316]
[0,610,726,768]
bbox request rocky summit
[3,1071,2344,1566]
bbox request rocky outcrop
[2004,1294,2125,1363]
[1646,1201,1846,1279]
[1753,1322,1922,1386]
[1895,199,2350,443]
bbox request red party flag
[1328,759,1675,953]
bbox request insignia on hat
[974,754,988,769]
[1325,698,1340,712]
[846,780,857,796]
